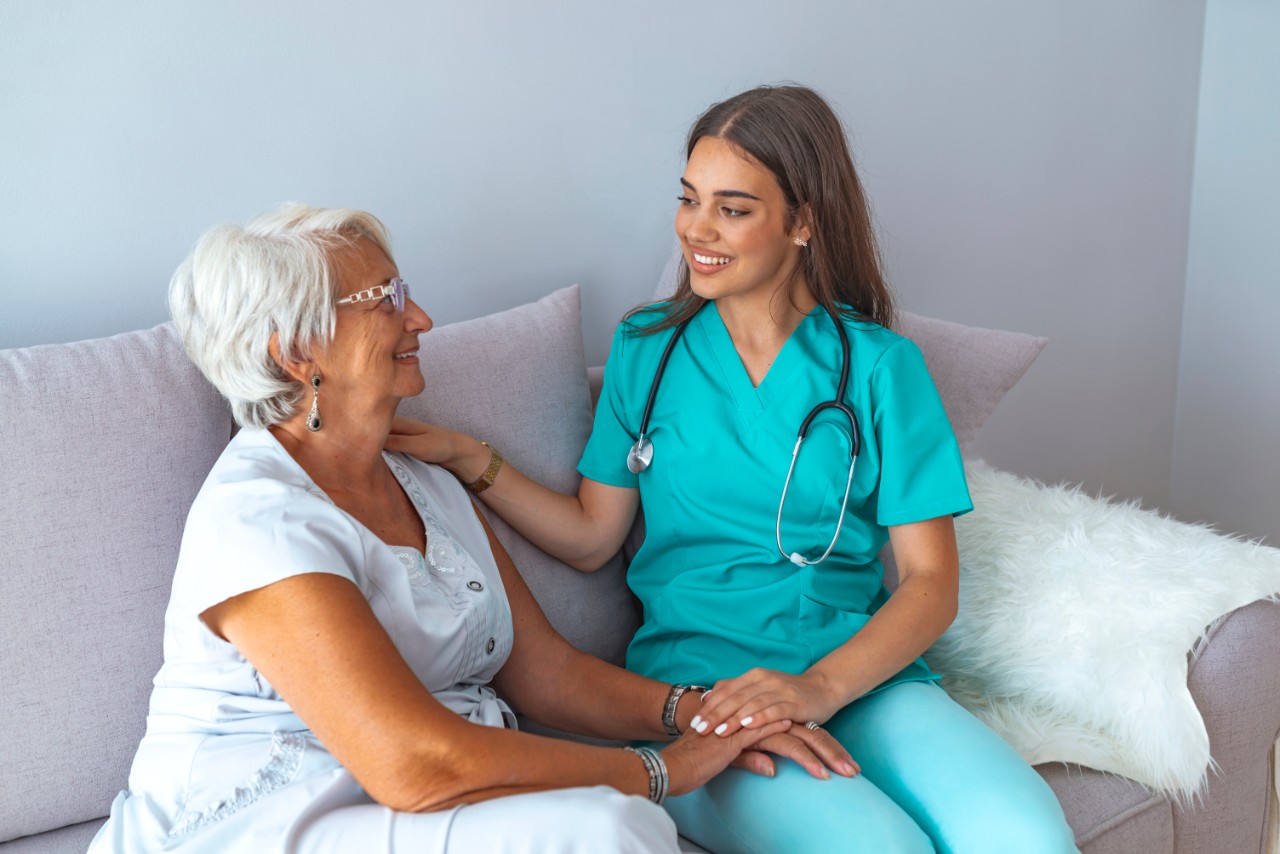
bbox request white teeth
[693,253,730,266]
[394,352,415,359]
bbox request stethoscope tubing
[628,303,860,565]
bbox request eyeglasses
[336,278,410,312]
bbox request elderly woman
[88,204,851,853]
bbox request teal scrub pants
[663,682,1079,854]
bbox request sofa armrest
[1174,597,1280,853]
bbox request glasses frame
[336,277,409,312]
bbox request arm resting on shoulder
[385,418,638,571]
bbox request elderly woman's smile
[321,237,432,407]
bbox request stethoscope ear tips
[789,552,807,566]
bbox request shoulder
[199,429,322,503]
[825,309,924,373]
[612,302,677,351]
[188,430,357,542]
[604,301,688,371]
[619,301,675,335]
[172,431,369,615]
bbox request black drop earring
[305,375,322,432]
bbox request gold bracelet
[465,442,504,494]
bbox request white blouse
[91,428,515,852]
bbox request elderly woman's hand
[660,719,792,797]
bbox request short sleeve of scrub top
[578,303,971,692]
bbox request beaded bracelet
[623,745,668,804]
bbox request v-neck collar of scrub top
[695,300,826,415]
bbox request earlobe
[794,204,814,246]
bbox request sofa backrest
[0,287,637,843]
[0,324,232,844]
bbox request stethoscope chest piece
[627,437,654,474]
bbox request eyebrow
[680,177,761,202]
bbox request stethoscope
[626,305,860,567]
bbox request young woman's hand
[691,668,843,741]
[385,417,489,480]
[729,723,859,780]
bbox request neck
[270,405,395,496]
[715,280,818,352]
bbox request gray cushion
[0,325,232,844]
[0,819,104,853]
[894,312,1045,454]
[397,285,638,666]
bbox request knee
[937,801,1078,854]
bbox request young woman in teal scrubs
[392,86,1078,853]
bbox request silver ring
[804,720,821,731]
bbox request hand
[660,719,791,798]
[385,417,486,479]
[729,722,859,780]
[691,668,841,740]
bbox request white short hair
[169,203,395,429]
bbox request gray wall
[1171,0,1280,545]
[5,2,1236,529]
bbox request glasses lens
[392,278,407,312]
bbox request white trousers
[289,776,679,854]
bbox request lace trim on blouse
[169,730,306,838]
[386,455,481,577]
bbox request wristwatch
[662,683,709,737]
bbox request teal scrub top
[578,301,972,693]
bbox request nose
[677,202,716,246]
[405,297,432,333]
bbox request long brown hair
[633,84,894,333]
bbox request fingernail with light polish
[820,768,831,780]
[695,720,709,733]
[714,723,728,735]
[842,762,858,776]
[690,715,702,730]
[740,716,754,727]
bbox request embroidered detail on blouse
[387,456,482,577]
[170,730,306,838]
[392,546,431,586]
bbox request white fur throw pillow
[926,463,1280,800]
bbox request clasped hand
[692,668,858,779]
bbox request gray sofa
[2,284,1277,853]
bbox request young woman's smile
[675,136,809,305]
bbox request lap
[829,681,1077,854]
[292,782,679,854]
[665,682,1078,854]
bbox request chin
[396,378,426,399]
[688,273,726,301]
